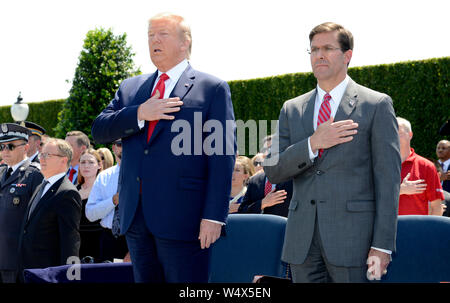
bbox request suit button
[316,170,323,175]
[136,177,140,182]
[298,163,306,169]
[23,230,26,234]
[144,149,148,155]
[311,200,316,205]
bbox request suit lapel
[26,176,65,223]
[334,79,358,122]
[301,89,317,137]
[147,65,195,145]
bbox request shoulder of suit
[352,82,390,102]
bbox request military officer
[0,123,43,283]
[23,121,46,164]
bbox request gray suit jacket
[264,78,401,267]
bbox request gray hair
[396,117,412,133]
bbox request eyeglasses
[113,142,122,147]
[307,46,342,55]
[0,143,26,151]
[38,152,64,160]
[253,161,263,167]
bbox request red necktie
[264,179,272,196]
[147,73,170,143]
[68,168,76,182]
[317,93,332,158]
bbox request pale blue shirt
[85,164,120,229]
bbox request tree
[54,28,140,142]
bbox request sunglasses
[0,143,26,151]
[253,161,263,167]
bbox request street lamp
[11,92,29,126]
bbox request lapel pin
[10,187,15,194]
[349,100,355,107]
[184,83,189,87]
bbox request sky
[0,0,448,108]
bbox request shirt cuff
[308,137,318,160]
[137,119,145,129]
[204,219,225,226]
[371,246,392,255]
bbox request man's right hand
[262,189,287,210]
[310,117,358,153]
[400,173,427,195]
[137,90,183,121]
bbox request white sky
[0,0,448,107]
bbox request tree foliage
[54,28,140,141]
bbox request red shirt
[399,148,444,215]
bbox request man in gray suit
[263,22,401,282]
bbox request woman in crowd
[97,147,114,170]
[77,148,103,262]
[229,156,255,213]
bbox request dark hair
[309,22,354,52]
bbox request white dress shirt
[41,172,66,196]
[8,157,29,175]
[85,164,120,229]
[438,159,450,172]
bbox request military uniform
[0,123,43,283]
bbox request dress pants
[125,199,210,283]
[290,214,368,283]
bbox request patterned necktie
[28,180,49,219]
[264,179,272,196]
[68,167,76,182]
[317,93,332,158]
[147,73,170,143]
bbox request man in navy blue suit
[92,13,236,282]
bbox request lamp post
[10,92,29,126]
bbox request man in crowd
[92,13,236,282]
[436,139,450,216]
[264,22,401,282]
[19,138,81,277]
[65,131,90,184]
[0,123,43,283]
[397,117,444,216]
[86,139,129,262]
[24,121,46,164]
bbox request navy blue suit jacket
[92,65,236,241]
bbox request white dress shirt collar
[438,158,450,171]
[316,75,350,107]
[154,59,189,98]
[42,172,66,196]
[8,157,29,174]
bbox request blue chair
[382,215,450,283]
[209,214,288,282]
[23,262,134,283]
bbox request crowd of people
[0,14,448,284]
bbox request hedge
[0,57,448,159]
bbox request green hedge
[230,57,449,159]
[0,99,64,137]
[0,57,448,159]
